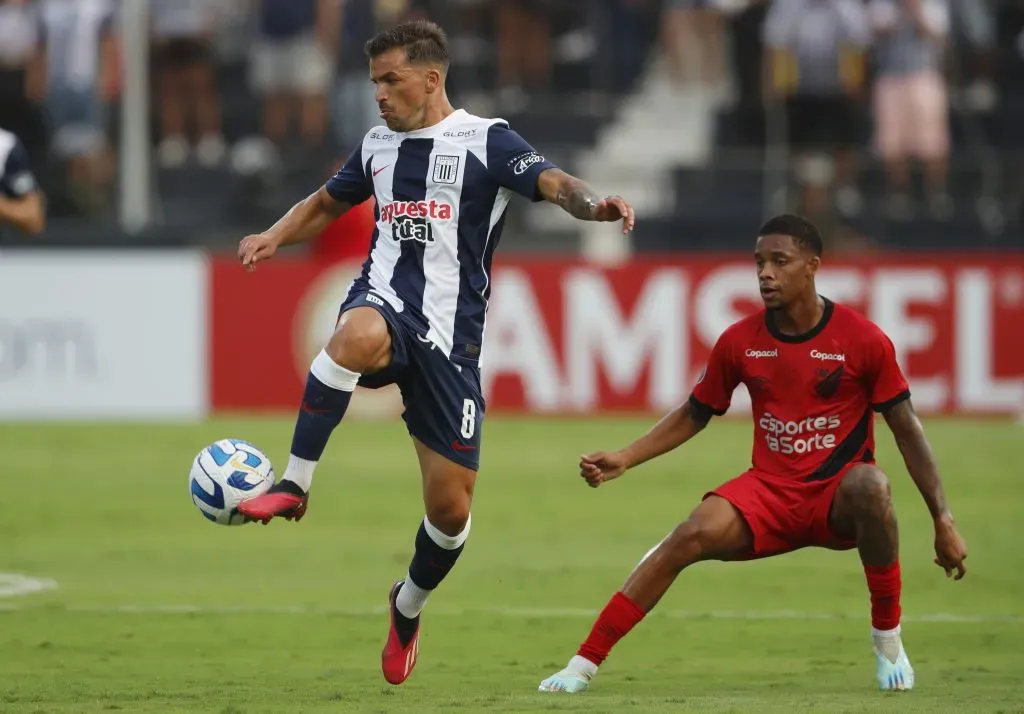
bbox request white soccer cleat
[538,656,597,693]
[874,629,915,691]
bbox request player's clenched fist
[579,451,629,488]
[238,233,278,271]
[933,514,968,580]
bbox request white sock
[281,454,316,493]
[872,624,902,663]
[568,655,598,678]
[281,350,360,493]
[394,515,472,619]
[395,576,430,619]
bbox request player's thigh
[403,350,484,531]
[413,437,477,535]
[827,464,892,541]
[330,298,396,374]
[681,494,755,561]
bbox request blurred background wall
[1,0,1022,420]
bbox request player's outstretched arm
[580,399,711,488]
[238,187,352,270]
[536,168,635,233]
[882,398,968,580]
[0,192,45,235]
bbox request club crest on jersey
[432,155,460,184]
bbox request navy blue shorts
[340,290,485,471]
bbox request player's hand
[238,233,278,271]
[933,514,967,580]
[593,196,635,234]
[579,450,629,488]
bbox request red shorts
[705,467,858,559]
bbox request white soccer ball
[189,439,275,525]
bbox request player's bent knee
[660,519,712,569]
[841,465,892,510]
[326,308,390,372]
[426,501,471,537]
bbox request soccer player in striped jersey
[235,21,635,685]
[0,127,45,237]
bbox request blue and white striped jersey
[0,128,37,200]
[326,108,557,366]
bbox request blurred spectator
[333,0,412,153]
[951,0,997,113]
[40,0,117,216]
[869,0,952,221]
[495,0,554,111]
[764,0,870,219]
[0,0,47,167]
[251,0,340,150]
[662,0,727,92]
[151,0,225,169]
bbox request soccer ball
[189,439,275,525]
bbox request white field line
[0,602,1021,624]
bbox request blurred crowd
[0,0,1020,231]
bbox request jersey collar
[766,297,834,344]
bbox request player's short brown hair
[758,214,824,257]
[364,20,450,70]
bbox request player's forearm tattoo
[883,400,949,519]
[556,177,601,221]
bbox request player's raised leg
[238,307,392,523]
[383,438,476,684]
[539,495,752,693]
[829,464,914,691]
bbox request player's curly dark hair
[364,20,450,69]
[757,214,824,257]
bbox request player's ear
[807,255,821,274]
[425,67,441,93]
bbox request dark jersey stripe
[688,393,726,420]
[452,150,502,364]
[349,157,381,298]
[388,138,433,329]
[804,408,872,482]
[872,389,911,413]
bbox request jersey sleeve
[690,330,741,417]
[324,144,372,205]
[485,123,557,202]
[1,138,38,198]
[863,326,911,412]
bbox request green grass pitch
[1,415,1021,713]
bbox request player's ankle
[281,455,316,492]
[273,478,308,497]
[568,655,598,677]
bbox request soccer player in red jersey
[539,214,968,694]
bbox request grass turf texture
[1,416,1021,712]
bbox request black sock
[289,372,353,461]
[392,518,470,646]
[408,520,466,590]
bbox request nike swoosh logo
[302,401,333,414]
[451,441,477,452]
[373,165,390,177]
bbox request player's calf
[833,465,899,566]
[830,465,910,687]
[541,497,752,692]
[383,443,476,683]
[246,307,390,520]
